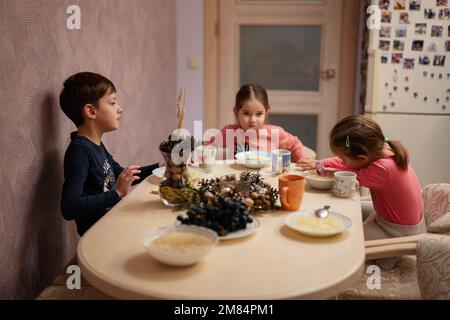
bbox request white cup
[333,171,360,198]
[195,146,217,173]
[271,149,291,175]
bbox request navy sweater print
[61,132,158,235]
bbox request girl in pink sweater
[209,84,308,163]
[298,115,425,248]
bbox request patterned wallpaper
[0,0,176,299]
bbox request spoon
[315,205,331,219]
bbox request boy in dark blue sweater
[60,72,160,235]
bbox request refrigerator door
[370,113,450,187]
[365,1,450,186]
[365,0,450,115]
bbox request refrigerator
[365,0,450,187]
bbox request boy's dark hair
[59,72,116,127]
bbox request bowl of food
[235,151,271,169]
[304,170,334,190]
[141,225,218,267]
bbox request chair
[338,183,450,300]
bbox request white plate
[235,151,272,169]
[177,217,260,241]
[152,167,166,178]
[284,210,352,237]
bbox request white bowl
[141,225,218,267]
[304,170,334,190]
[235,151,271,169]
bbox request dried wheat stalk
[176,88,185,130]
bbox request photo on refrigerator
[433,55,446,66]
[438,8,450,19]
[393,40,405,51]
[379,0,390,9]
[415,23,427,35]
[431,25,443,37]
[392,53,403,64]
[403,58,415,69]
[412,40,424,51]
[380,26,392,38]
[399,12,411,24]
[381,10,392,23]
[419,55,431,65]
[410,0,421,10]
[395,26,408,37]
[394,0,406,10]
[424,8,436,19]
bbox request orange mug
[278,175,305,211]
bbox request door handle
[320,69,336,80]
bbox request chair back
[417,234,450,299]
[422,184,450,227]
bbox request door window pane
[269,113,317,150]
[240,25,321,91]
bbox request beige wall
[0,0,176,299]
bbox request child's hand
[115,165,141,198]
[296,159,318,171]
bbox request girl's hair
[329,115,409,171]
[234,84,270,112]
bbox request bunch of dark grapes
[177,196,253,236]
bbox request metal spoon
[315,205,331,219]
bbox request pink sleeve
[322,157,388,189]
[353,163,389,189]
[322,157,350,170]
[277,127,307,163]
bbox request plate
[284,210,352,237]
[235,151,272,169]
[177,217,260,241]
[152,167,166,178]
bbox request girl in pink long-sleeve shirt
[209,84,308,163]
[298,116,425,254]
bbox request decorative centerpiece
[159,89,199,207]
[196,171,280,214]
[176,172,279,236]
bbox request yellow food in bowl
[294,215,343,232]
[148,232,214,255]
[142,226,218,266]
[306,171,333,181]
[308,175,333,181]
[245,156,270,162]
